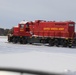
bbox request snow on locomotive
[8,20,76,47]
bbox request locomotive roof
[19,20,28,24]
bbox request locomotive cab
[18,21,31,37]
[19,23,30,32]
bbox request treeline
[0,28,10,36]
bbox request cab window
[69,24,74,26]
[26,23,29,28]
[20,24,24,28]
[26,23,30,31]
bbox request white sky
[0,0,76,28]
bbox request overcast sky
[0,0,76,28]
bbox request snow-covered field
[0,36,76,74]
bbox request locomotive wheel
[8,36,13,42]
[23,39,28,44]
[40,39,45,43]
[68,45,72,48]
[68,43,72,48]
[29,42,32,44]
[62,40,67,47]
[20,38,28,44]
[20,39,23,44]
[54,39,59,47]
[49,39,54,46]
[12,37,17,43]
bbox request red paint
[13,20,75,39]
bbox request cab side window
[26,23,30,31]
[26,23,29,28]
[20,25,24,29]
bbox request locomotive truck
[8,20,76,47]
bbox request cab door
[68,23,75,38]
[25,23,30,32]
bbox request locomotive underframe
[8,35,76,48]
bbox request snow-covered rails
[8,20,76,47]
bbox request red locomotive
[8,20,76,47]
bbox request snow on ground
[0,36,76,74]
